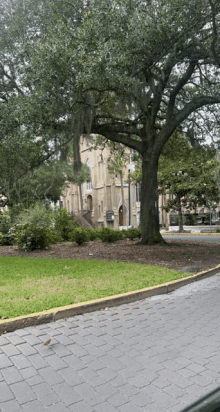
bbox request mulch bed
[0,238,220,274]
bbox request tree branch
[175,95,220,128]
[90,124,143,153]
[167,60,197,118]
[0,63,24,96]
[209,0,220,67]
[150,54,177,126]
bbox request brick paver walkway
[0,275,220,412]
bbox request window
[135,184,141,203]
[86,137,90,148]
[101,201,103,213]
[98,162,101,180]
[87,181,92,191]
[99,205,101,216]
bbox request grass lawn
[0,257,191,319]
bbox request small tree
[128,133,220,232]
[158,134,220,231]
[106,142,130,226]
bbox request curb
[1,265,220,335]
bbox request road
[163,234,220,243]
[1,275,220,411]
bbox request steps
[71,212,96,230]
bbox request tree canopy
[2,0,220,243]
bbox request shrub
[47,228,63,244]
[54,208,77,241]
[84,228,97,241]
[69,228,90,245]
[15,203,53,228]
[0,229,17,245]
[16,224,51,251]
[8,203,25,224]
[0,213,11,234]
[120,229,130,240]
[126,228,142,240]
[96,227,124,243]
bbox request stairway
[71,211,96,229]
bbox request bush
[15,203,53,228]
[54,208,77,241]
[126,228,142,240]
[69,228,90,245]
[120,229,130,240]
[84,228,98,241]
[96,227,124,243]
[47,228,63,244]
[0,213,11,234]
[0,228,17,245]
[16,224,51,251]
[8,203,25,225]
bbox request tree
[3,0,220,244]
[107,143,130,226]
[0,131,90,213]
[0,0,91,214]
[128,132,220,231]
[158,133,220,232]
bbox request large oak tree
[2,0,220,243]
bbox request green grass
[0,257,191,319]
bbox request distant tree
[158,134,220,231]
[107,143,129,226]
[128,133,220,231]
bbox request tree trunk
[176,194,183,232]
[73,134,84,214]
[120,172,124,226]
[140,154,165,245]
[78,184,83,214]
[73,134,81,173]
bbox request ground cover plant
[0,257,191,319]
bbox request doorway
[87,195,93,211]
[119,205,124,226]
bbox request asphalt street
[1,275,220,412]
[163,234,220,243]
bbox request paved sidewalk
[1,275,220,412]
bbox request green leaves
[2,0,220,243]
[158,133,220,211]
[106,142,130,176]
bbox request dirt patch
[0,238,220,274]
